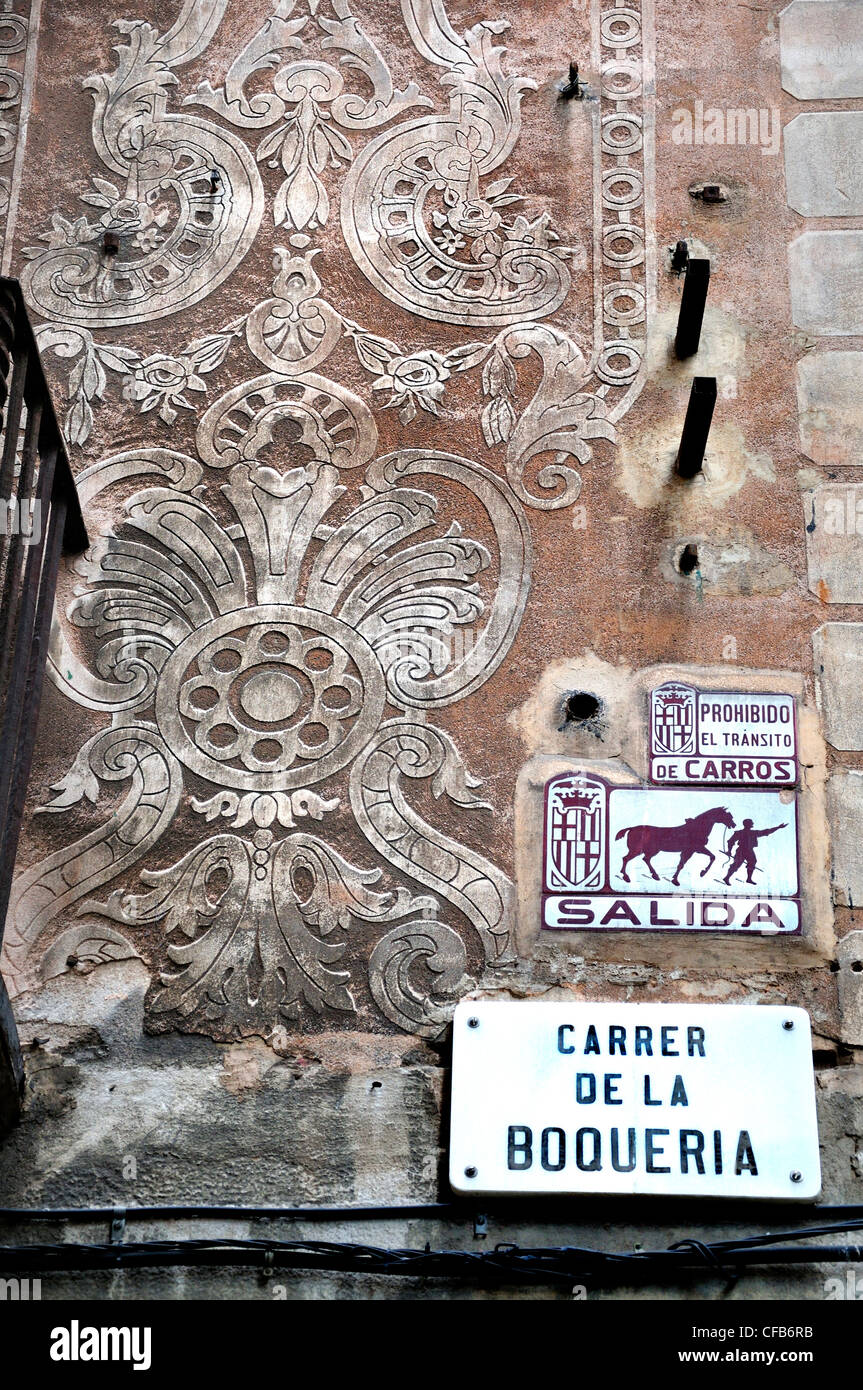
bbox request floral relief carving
[187,0,431,233]
[121,329,241,425]
[5,439,525,1035]
[5,240,530,1038]
[6,0,654,1039]
[20,0,264,327]
[36,318,245,444]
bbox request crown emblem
[558,787,597,811]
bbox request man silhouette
[722,818,787,885]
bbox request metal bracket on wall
[110,1207,126,1245]
[675,376,717,479]
[675,257,710,358]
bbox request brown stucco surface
[0,0,861,1298]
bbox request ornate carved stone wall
[2,0,863,1302]
[1,0,655,1042]
[0,0,39,272]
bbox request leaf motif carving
[3,726,183,997]
[351,719,514,965]
[368,920,474,1037]
[83,831,432,1032]
[21,0,264,327]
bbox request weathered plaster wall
[0,0,862,1299]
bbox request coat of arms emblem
[545,773,606,891]
[651,682,697,756]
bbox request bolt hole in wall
[813,1046,855,1070]
[565,691,602,724]
[678,543,699,575]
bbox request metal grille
[0,278,87,1134]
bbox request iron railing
[0,277,87,1134]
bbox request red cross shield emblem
[545,773,606,891]
[651,682,697,755]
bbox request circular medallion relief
[155,605,385,791]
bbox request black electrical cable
[0,1236,862,1284]
[2,1205,863,1285]
[2,1219,863,1284]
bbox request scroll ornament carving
[5,248,529,1036]
[0,4,29,249]
[187,0,431,234]
[19,0,264,327]
[6,0,654,1035]
[18,0,650,493]
[341,0,575,329]
[34,242,614,507]
[39,236,611,500]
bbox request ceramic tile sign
[542,773,799,934]
[449,1001,821,1199]
[649,682,797,786]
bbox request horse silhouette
[615,806,736,886]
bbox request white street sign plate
[650,682,797,786]
[449,1002,821,1199]
[542,773,800,934]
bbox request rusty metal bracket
[110,1207,126,1245]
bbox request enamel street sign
[542,773,799,934]
[449,1001,821,1200]
[649,682,797,786]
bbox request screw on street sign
[449,1002,821,1199]
[649,682,797,786]
[542,772,800,934]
